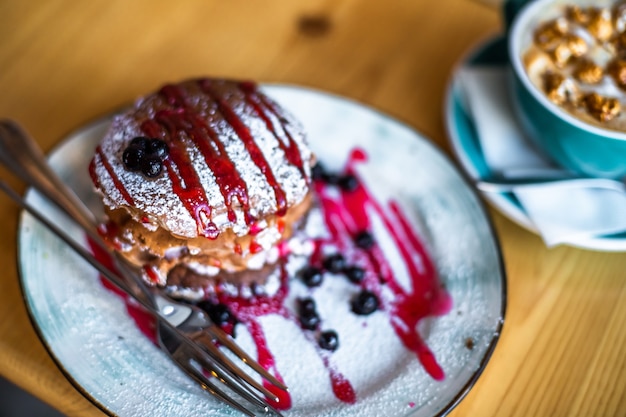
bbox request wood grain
[0,1,624,416]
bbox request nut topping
[524,3,626,129]
[573,58,604,84]
[583,93,621,122]
[543,72,574,105]
[608,59,626,89]
[534,19,568,51]
[566,5,591,25]
[587,8,613,42]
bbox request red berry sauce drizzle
[198,79,289,217]
[90,79,308,239]
[312,148,452,382]
[141,83,250,237]
[140,80,307,236]
[238,81,306,179]
[89,146,135,206]
[88,146,452,410]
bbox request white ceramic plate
[445,35,626,251]
[18,85,505,417]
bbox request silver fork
[0,120,287,416]
[0,181,275,416]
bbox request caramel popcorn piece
[538,28,587,67]
[566,5,592,25]
[534,18,568,51]
[549,34,586,68]
[551,43,573,67]
[609,59,626,89]
[583,93,621,122]
[523,48,552,74]
[543,72,571,105]
[525,4,626,128]
[565,33,588,57]
[613,2,626,33]
[587,8,613,42]
[573,59,604,84]
[612,31,626,56]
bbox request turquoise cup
[507,0,626,179]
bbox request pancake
[89,78,315,299]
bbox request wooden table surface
[1,1,625,416]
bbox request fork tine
[172,348,258,417]
[169,322,287,416]
[206,325,288,391]
[161,322,274,415]
[182,344,273,413]
[194,332,280,402]
[180,339,290,416]
[186,355,287,417]
[161,321,272,406]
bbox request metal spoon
[476,176,626,194]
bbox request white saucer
[445,35,626,252]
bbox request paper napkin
[458,66,626,247]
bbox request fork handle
[0,120,157,307]
[0,180,152,310]
[0,120,101,243]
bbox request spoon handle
[476,177,626,193]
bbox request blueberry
[338,174,359,191]
[196,300,214,313]
[148,139,169,159]
[323,254,346,273]
[344,266,365,283]
[123,137,168,178]
[311,163,327,182]
[300,266,323,287]
[209,304,234,325]
[142,155,163,178]
[351,290,379,315]
[310,163,342,185]
[300,311,321,330]
[318,330,339,351]
[298,298,317,315]
[197,301,234,326]
[130,136,151,150]
[323,173,341,185]
[122,146,145,171]
[297,298,320,329]
[354,230,375,249]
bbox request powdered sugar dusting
[91,79,314,238]
[243,111,310,207]
[95,119,198,235]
